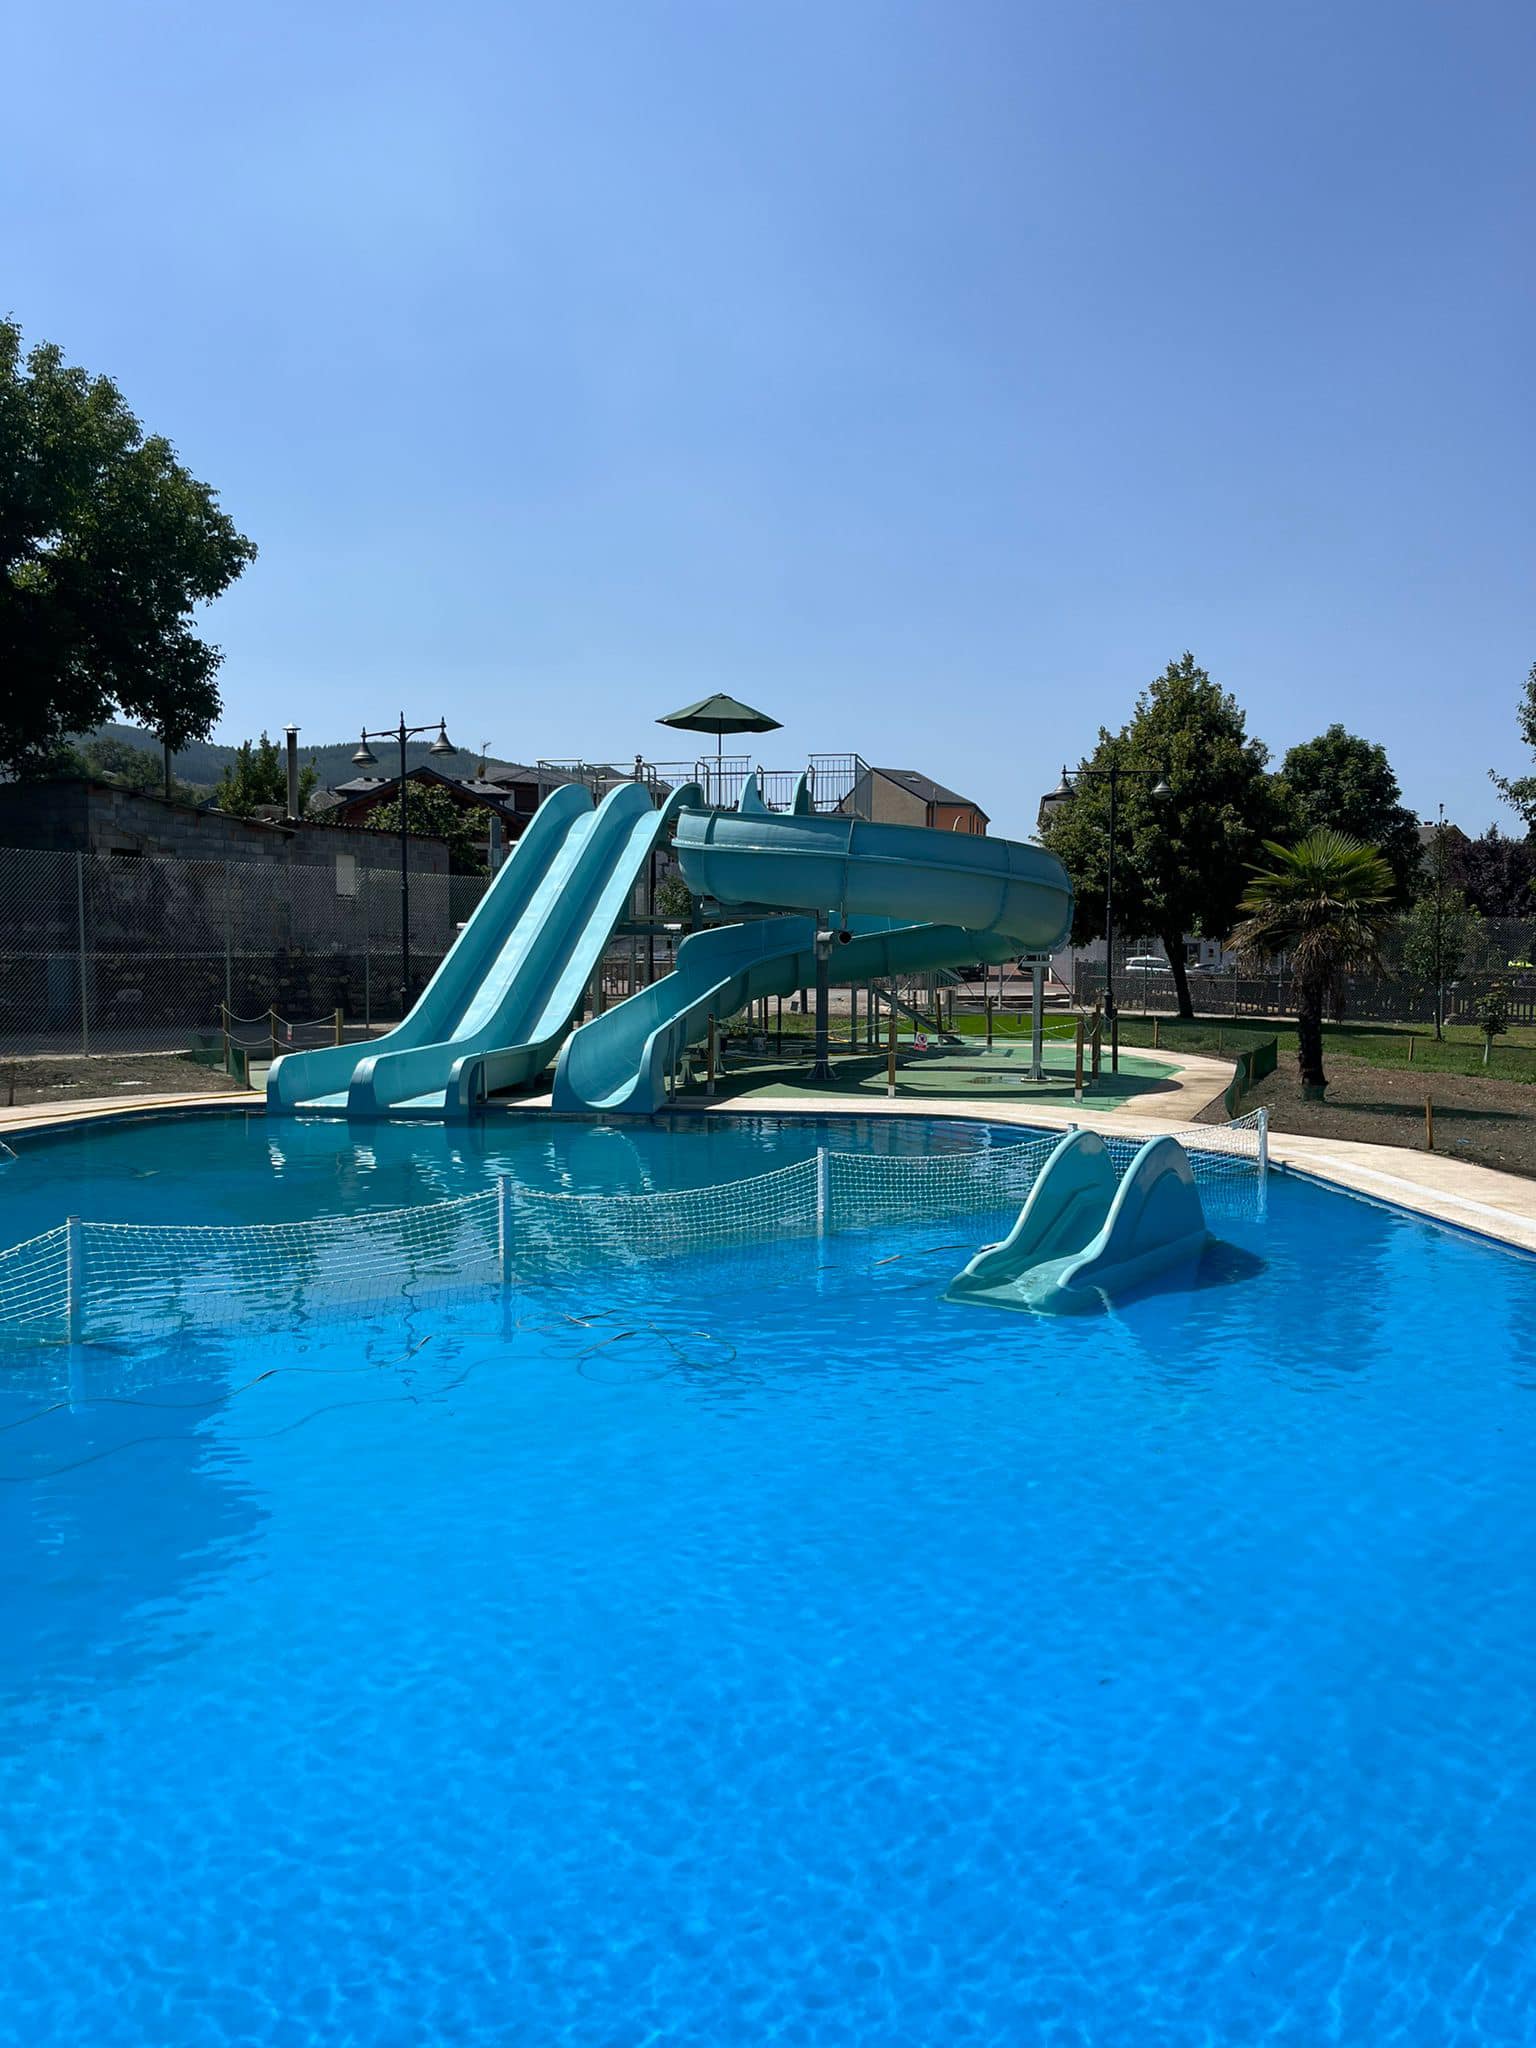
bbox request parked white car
[1125,955,1171,975]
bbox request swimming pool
[1,1112,1533,2045]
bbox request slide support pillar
[812,920,832,1082]
[1031,960,1045,1080]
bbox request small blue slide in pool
[268,772,1073,1120]
[947,1129,1208,1313]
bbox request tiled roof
[870,767,985,810]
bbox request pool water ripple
[0,1117,1534,2044]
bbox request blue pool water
[1,1113,1535,2045]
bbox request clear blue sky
[7,0,1533,838]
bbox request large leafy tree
[1233,830,1397,1098]
[1040,653,1280,1017]
[1447,824,1536,919]
[1276,724,1421,899]
[1490,660,1536,826]
[215,732,317,818]
[0,319,256,774]
[368,781,494,875]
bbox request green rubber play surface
[680,1041,1184,1110]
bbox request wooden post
[1111,1014,1119,1075]
[1090,1018,1101,1079]
[221,1002,232,1077]
[985,995,993,1049]
[1074,1017,1085,1102]
[333,1007,343,1046]
[1152,1015,1160,1051]
[269,1006,280,1063]
[1424,1094,1434,1150]
[887,1008,897,1097]
[1408,1034,1415,1064]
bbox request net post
[65,1215,84,1350]
[334,1007,343,1047]
[1256,1106,1270,1218]
[815,1146,830,1236]
[497,1177,513,1292]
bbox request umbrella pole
[717,731,723,808]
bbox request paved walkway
[5,1053,1536,1255]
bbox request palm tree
[1233,829,1396,1098]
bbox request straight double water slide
[267,778,702,1118]
[551,788,1073,1115]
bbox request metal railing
[535,754,868,815]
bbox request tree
[1275,724,1422,899]
[1232,830,1396,1098]
[43,732,198,802]
[0,319,256,775]
[215,733,317,818]
[1398,889,1486,991]
[1473,985,1509,1067]
[367,782,493,875]
[1490,660,1536,826]
[1447,824,1536,918]
[1040,653,1280,1017]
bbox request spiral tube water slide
[551,774,1072,1116]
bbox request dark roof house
[841,766,990,834]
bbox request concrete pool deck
[4,1047,1536,1257]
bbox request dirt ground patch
[0,1053,248,1109]
[1208,1050,1536,1179]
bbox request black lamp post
[352,716,457,1016]
[1040,757,1171,1064]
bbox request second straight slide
[267,779,702,1117]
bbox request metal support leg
[812,921,832,1082]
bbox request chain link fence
[0,847,492,1054]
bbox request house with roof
[840,767,989,835]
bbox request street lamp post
[352,715,457,1018]
[1039,756,1171,1071]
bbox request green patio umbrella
[657,692,782,803]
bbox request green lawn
[730,1002,1536,1083]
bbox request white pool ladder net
[0,1112,1267,1346]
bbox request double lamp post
[353,716,457,1017]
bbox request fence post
[985,994,993,1049]
[75,852,90,1055]
[65,1215,84,1349]
[497,1176,513,1290]
[269,1006,280,1063]
[220,1003,231,1077]
[1074,1018,1085,1104]
[815,1145,830,1237]
[222,858,233,1025]
[334,1007,344,1046]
